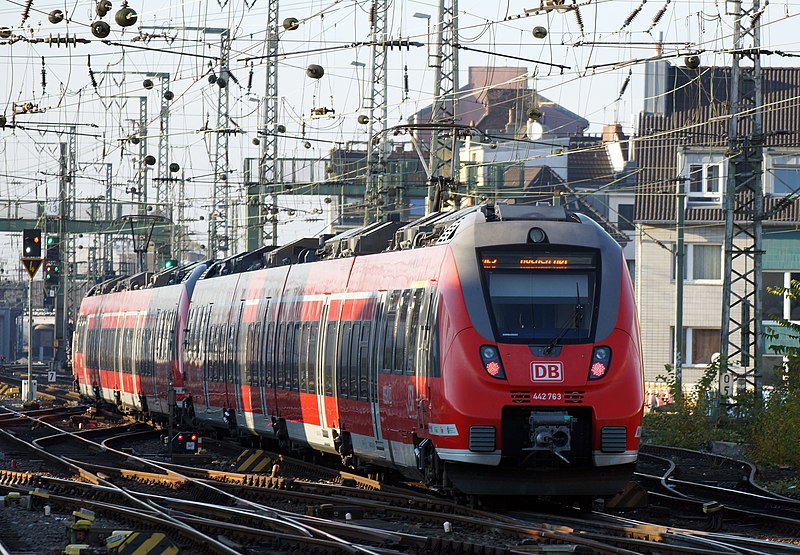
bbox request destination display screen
[481,252,596,270]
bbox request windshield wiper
[543,283,584,355]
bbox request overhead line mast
[720,0,764,402]
[364,0,389,225]
[428,0,460,213]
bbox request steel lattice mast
[259,0,280,246]
[210,29,232,257]
[720,0,764,401]
[363,0,389,224]
[428,0,459,212]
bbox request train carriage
[73,204,644,499]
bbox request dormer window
[688,163,723,205]
[678,150,725,206]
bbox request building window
[617,203,634,231]
[671,327,720,366]
[672,243,723,282]
[763,271,800,321]
[687,163,723,204]
[771,165,800,196]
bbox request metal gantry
[720,0,764,401]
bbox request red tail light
[480,345,506,380]
[177,434,184,441]
[588,346,611,380]
[190,434,197,442]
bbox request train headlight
[588,346,611,380]
[528,227,547,243]
[480,345,506,380]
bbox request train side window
[307,322,318,392]
[275,322,286,389]
[359,322,371,400]
[429,293,441,378]
[349,322,361,399]
[291,322,300,392]
[405,289,424,375]
[324,320,337,397]
[382,290,399,374]
[339,322,351,399]
[264,321,275,388]
[393,289,411,375]
[298,322,308,393]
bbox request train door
[129,311,145,410]
[315,299,337,448]
[230,302,245,419]
[415,288,438,429]
[369,291,387,457]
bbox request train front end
[430,204,644,497]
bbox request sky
[1,0,800,274]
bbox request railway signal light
[22,229,42,258]
[44,261,61,286]
[46,234,60,260]
[164,258,178,269]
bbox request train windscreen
[480,251,597,344]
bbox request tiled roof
[636,65,800,223]
[568,137,615,184]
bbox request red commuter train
[73,204,644,498]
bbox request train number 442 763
[531,392,563,401]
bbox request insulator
[618,71,631,98]
[649,0,670,30]
[48,10,65,24]
[623,1,646,28]
[91,20,111,38]
[282,17,299,31]
[96,0,112,18]
[41,57,46,93]
[574,8,584,33]
[88,55,98,89]
[306,64,324,79]
[21,0,33,24]
[115,6,137,27]
[144,155,156,165]
[404,65,409,98]
[130,136,140,145]
[169,163,180,173]
[532,26,548,39]
[247,64,253,92]
[0,115,5,127]
[208,73,217,84]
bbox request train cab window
[481,251,597,344]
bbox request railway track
[3,412,799,554]
[636,444,800,538]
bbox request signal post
[21,229,43,407]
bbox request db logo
[530,362,564,382]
